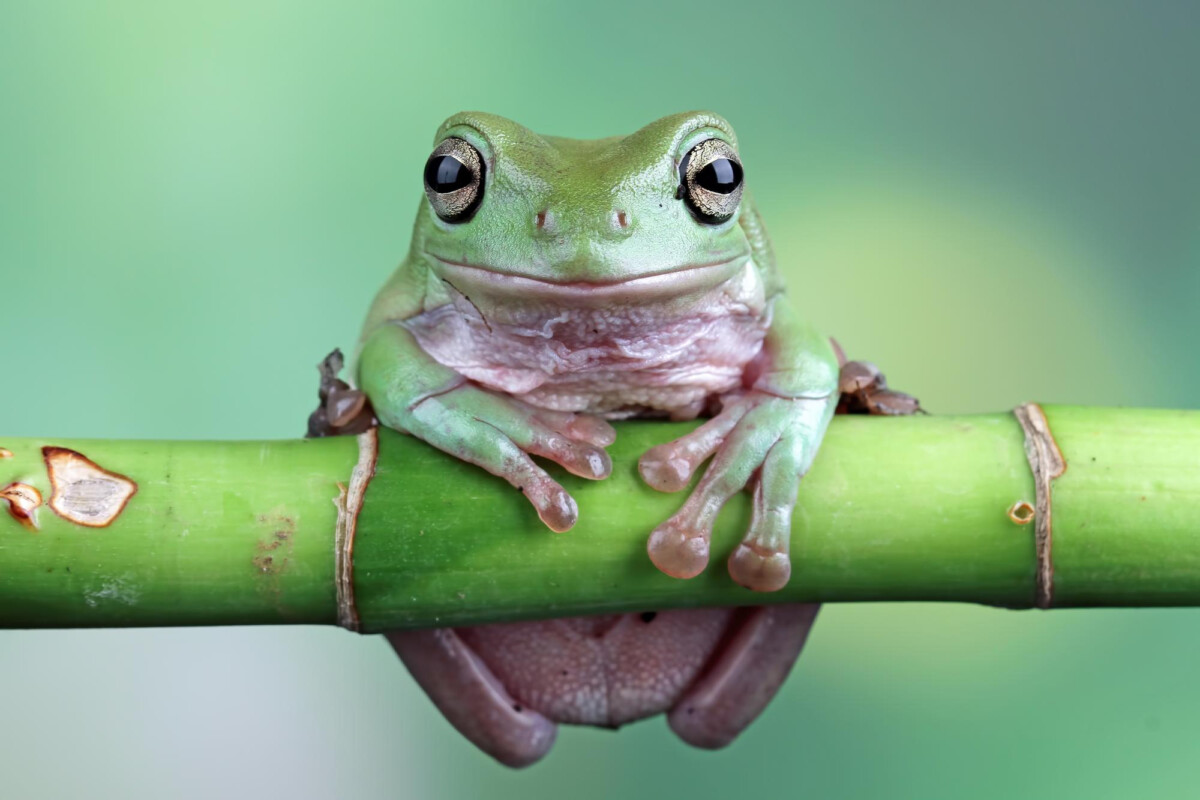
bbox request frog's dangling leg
[727,434,804,592]
[386,628,557,769]
[644,400,785,579]
[668,604,819,749]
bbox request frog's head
[415,111,753,302]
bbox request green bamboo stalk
[1,405,1197,632]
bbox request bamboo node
[1013,403,1067,609]
[334,427,378,631]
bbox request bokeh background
[1,1,1198,797]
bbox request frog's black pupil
[425,155,473,193]
[696,158,742,194]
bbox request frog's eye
[678,139,743,225]
[423,137,485,223]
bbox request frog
[354,111,843,767]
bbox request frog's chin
[424,252,750,304]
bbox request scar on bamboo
[1,483,42,530]
[0,448,13,459]
[42,447,138,528]
[1007,500,1035,525]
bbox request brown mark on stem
[42,447,138,528]
[252,511,298,616]
[1007,500,1036,526]
[334,426,378,632]
[0,448,13,459]
[253,513,296,576]
[1,482,43,531]
[1014,403,1067,609]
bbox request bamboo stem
[1,405,1197,633]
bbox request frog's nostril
[608,209,634,237]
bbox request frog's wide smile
[423,251,751,301]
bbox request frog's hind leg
[667,604,819,749]
[386,629,557,768]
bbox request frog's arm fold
[356,323,467,427]
[752,300,840,400]
[739,194,839,400]
[358,252,433,346]
[354,229,469,422]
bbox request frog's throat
[423,252,751,303]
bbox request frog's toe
[561,413,617,447]
[647,517,711,579]
[638,448,694,493]
[523,430,612,481]
[638,400,751,493]
[531,483,579,533]
[453,396,613,482]
[728,543,791,593]
[729,434,808,591]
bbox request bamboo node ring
[1013,403,1067,609]
[334,426,378,631]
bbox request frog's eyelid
[434,125,496,165]
[673,124,738,163]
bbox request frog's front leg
[359,324,615,531]
[641,303,838,591]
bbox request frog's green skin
[359,112,838,766]
[358,110,838,587]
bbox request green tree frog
[357,111,841,766]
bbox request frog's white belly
[403,261,771,419]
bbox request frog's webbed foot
[641,391,834,592]
[668,604,819,749]
[387,629,557,768]
[404,383,615,532]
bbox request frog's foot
[306,348,377,437]
[837,359,924,416]
[642,392,832,589]
[387,628,557,768]
[407,383,615,532]
[668,604,819,749]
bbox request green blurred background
[1,1,1197,797]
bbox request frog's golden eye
[678,139,743,225]
[423,137,485,223]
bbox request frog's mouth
[424,252,751,303]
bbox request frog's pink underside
[404,260,771,418]
[461,610,736,726]
[390,605,819,767]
